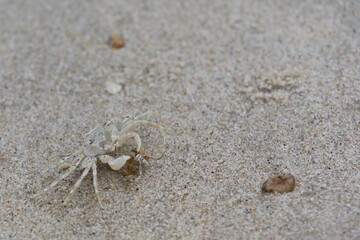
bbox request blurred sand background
[0,0,359,239]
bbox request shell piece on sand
[105,81,123,94]
[262,173,295,193]
[108,34,125,49]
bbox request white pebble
[105,81,123,94]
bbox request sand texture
[0,0,359,239]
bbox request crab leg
[115,111,151,131]
[59,149,83,166]
[119,120,166,156]
[119,120,164,137]
[115,132,142,152]
[63,162,92,204]
[34,157,83,197]
[92,162,103,208]
[137,156,143,176]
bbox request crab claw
[108,155,131,170]
[98,155,114,164]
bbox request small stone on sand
[105,81,123,94]
[108,34,125,49]
[262,173,295,193]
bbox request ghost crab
[35,113,165,207]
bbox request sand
[0,0,359,239]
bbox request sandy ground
[0,0,359,239]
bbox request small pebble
[262,173,295,193]
[105,81,123,94]
[108,33,125,49]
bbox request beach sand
[0,0,359,239]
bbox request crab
[35,113,165,207]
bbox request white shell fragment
[105,81,123,94]
[108,155,131,170]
